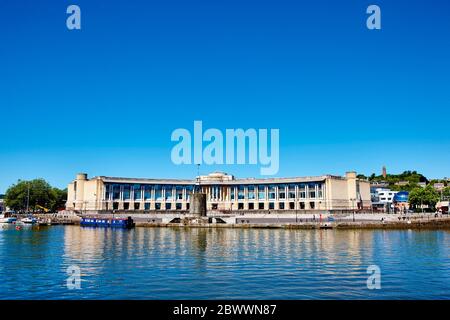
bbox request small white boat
[0,214,17,224]
[21,216,38,224]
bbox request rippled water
[0,225,449,299]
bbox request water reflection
[1,226,449,299]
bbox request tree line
[3,179,67,213]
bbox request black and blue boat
[80,216,135,229]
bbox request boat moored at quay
[0,213,17,224]
[80,216,135,229]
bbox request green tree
[409,185,440,211]
[442,187,450,199]
[50,187,68,211]
[4,179,67,212]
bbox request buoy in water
[15,226,22,231]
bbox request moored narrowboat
[80,216,135,229]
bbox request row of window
[109,202,188,210]
[108,201,318,211]
[231,183,324,200]
[238,202,317,210]
[105,184,194,201]
[104,183,324,202]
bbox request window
[113,202,119,210]
[279,202,285,210]
[269,185,276,199]
[299,184,306,199]
[165,185,173,201]
[310,202,315,209]
[155,203,161,210]
[269,202,275,210]
[288,184,296,199]
[144,185,152,200]
[258,185,266,200]
[112,184,121,200]
[289,202,295,209]
[259,203,265,210]
[211,185,220,200]
[176,203,182,210]
[238,203,244,210]
[248,185,255,200]
[300,202,305,210]
[123,185,131,200]
[238,185,245,200]
[133,184,141,200]
[104,184,110,200]
[155,185,163,200]
[278,184,286,199]
[185,185,193,200]
[144,203,150,210]
[317,183,323,198]
[124,202,130,210]
[165,203,171,210]
[176,186,184,200]
[134,203,140,210]
[186,203,190,210]
[249,203,255,210]
[308,183,316,198]
[231,187,235,200]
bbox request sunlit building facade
[66,172,371,213]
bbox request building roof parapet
[88,174,340,185]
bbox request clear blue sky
[1,0,449,192]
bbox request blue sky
[0,0,449,192]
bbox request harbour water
[0,225,449,300]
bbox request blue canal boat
[80,216,135,229]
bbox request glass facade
[238,185,245,200]
[258,185,266,200]
[101,181,324,211]
[278,184,286,199]
[288,184,296,199]
[211,185,220,200]
[308,183,316,199]
[248,185,255,200]
[155,185,163,200]
[133,184,141,200]
[268,185,276,200]
[112,184,120,200]
[176,186,184,200]
[299,183,306,199]
[185,185,193,200]
[104,184,110,200]
[123,185,130,200]
[165,185,173,201]
[144,185,152,200]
